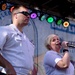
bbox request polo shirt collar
[9,24,24,36]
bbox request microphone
[60,41,75,48]
[67,43,75,48]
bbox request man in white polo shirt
[0,4,34,75]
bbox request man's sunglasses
[17,11,30,16]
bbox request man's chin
[23,23,28,26]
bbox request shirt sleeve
[0,28,7,50]
[44,51,61,67]
[27,37,35,57]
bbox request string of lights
[0,0,70,28]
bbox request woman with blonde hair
[43,34,74,75]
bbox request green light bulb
[47,17,54,23]
[57,20,62,25]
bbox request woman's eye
[52,39,55,42]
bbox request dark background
[6,0,75,18]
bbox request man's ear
[13,13,17,19]
[15,14,17,19]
